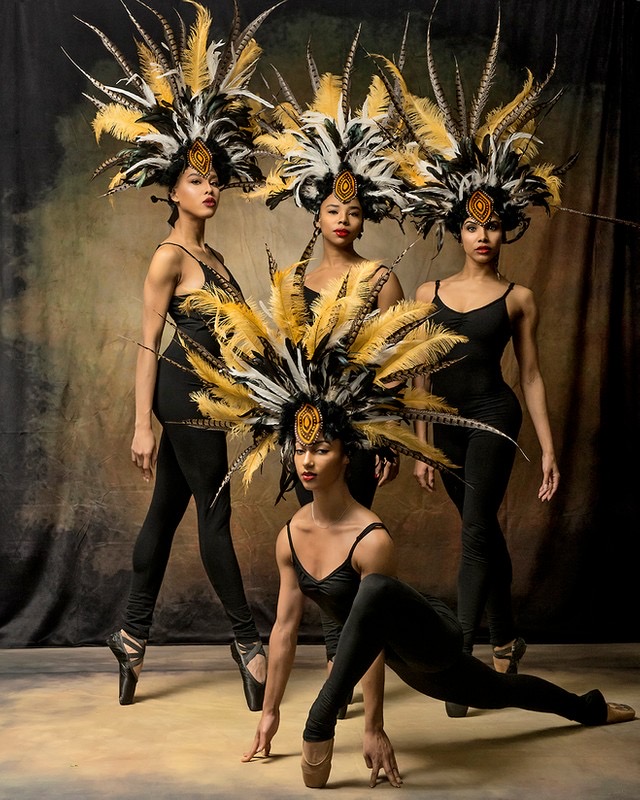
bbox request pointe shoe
[445,701,469,718]
[337,688,354,720]
[606,703,636,724]
[493,637,527,674]
[106,630,146,705]
[301,738,334,788]
[231,640,266,712]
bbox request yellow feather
[374,328,467,382]
[303,263,380,359]
[227,38,262,87]
[180,285,229,313]
[482,70,534,140]
[241,433,279,486]
[182,346,222,386]
[406,94,453,153]
[108,171,126,190]
[353,421,457,469]
[190,391,252,430]
[92,104,154,144]
[271,102,302,130]
[136,42,174,105]
[534,164,562,206]
[184,349,255,409]
[361,74,389,118]
[270,264,308,345]
[255,130,301,157]
[182,1,211,95]
[310,73,342,117]
[213,302,272,358]
[397,386,458,414]
[181,289,272,360]
[349,300,436,364]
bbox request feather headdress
[176,254,519,505]
[252,27,408,222]
[380,2,576,250]
[66,0,283,194]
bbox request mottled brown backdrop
[1,0,638,646]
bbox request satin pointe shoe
[301,738,334,789]
[445,701,469,718]
[106,630,146,705]
[231,640,266,712]
[605,703,636,724]
[581,690,636,725]
[493,637,527,674]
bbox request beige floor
[0,643,638,799]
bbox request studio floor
[0,643,638,799]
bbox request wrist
[134,418,153,431]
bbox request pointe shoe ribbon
[106,630,146,706]
[231,640,266,712]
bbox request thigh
[163,424,229,507]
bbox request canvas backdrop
[1,0,638,647]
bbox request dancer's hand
[241,710,279,762]
[414,461,435,491]
[131,427,157,482]
[538,453,560,502]
[363,728,402,788]
[376,453,399,486]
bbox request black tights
[122,425,259,644]
[304,575,607,741]
[435,402,521,652]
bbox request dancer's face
[170,167,221,221]
[460,212,503,262]
[316,194,363,246]
[294,436,349,491]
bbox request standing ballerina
[381,7,567,715]
[69,0,281,709]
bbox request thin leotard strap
[286,520,388,564]
[155,241,243,298]
[434,279,441,298]
[503,281,515,298]
[155,241,221,272]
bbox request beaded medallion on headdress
[295,404,323,445]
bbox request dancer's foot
[106,629,146,705]
[493,637,527,674]
[231,640,267,712]
[606,703,636,724]
[301,738,334,788]
[445,701,469,718]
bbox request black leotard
[287,521,387,624]
[430,280,518,419]
[154,244,242,423]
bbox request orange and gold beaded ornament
[466,189,493,225]
[187,139,214,177]
[333,170,358,204]
[295,403,323,445]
